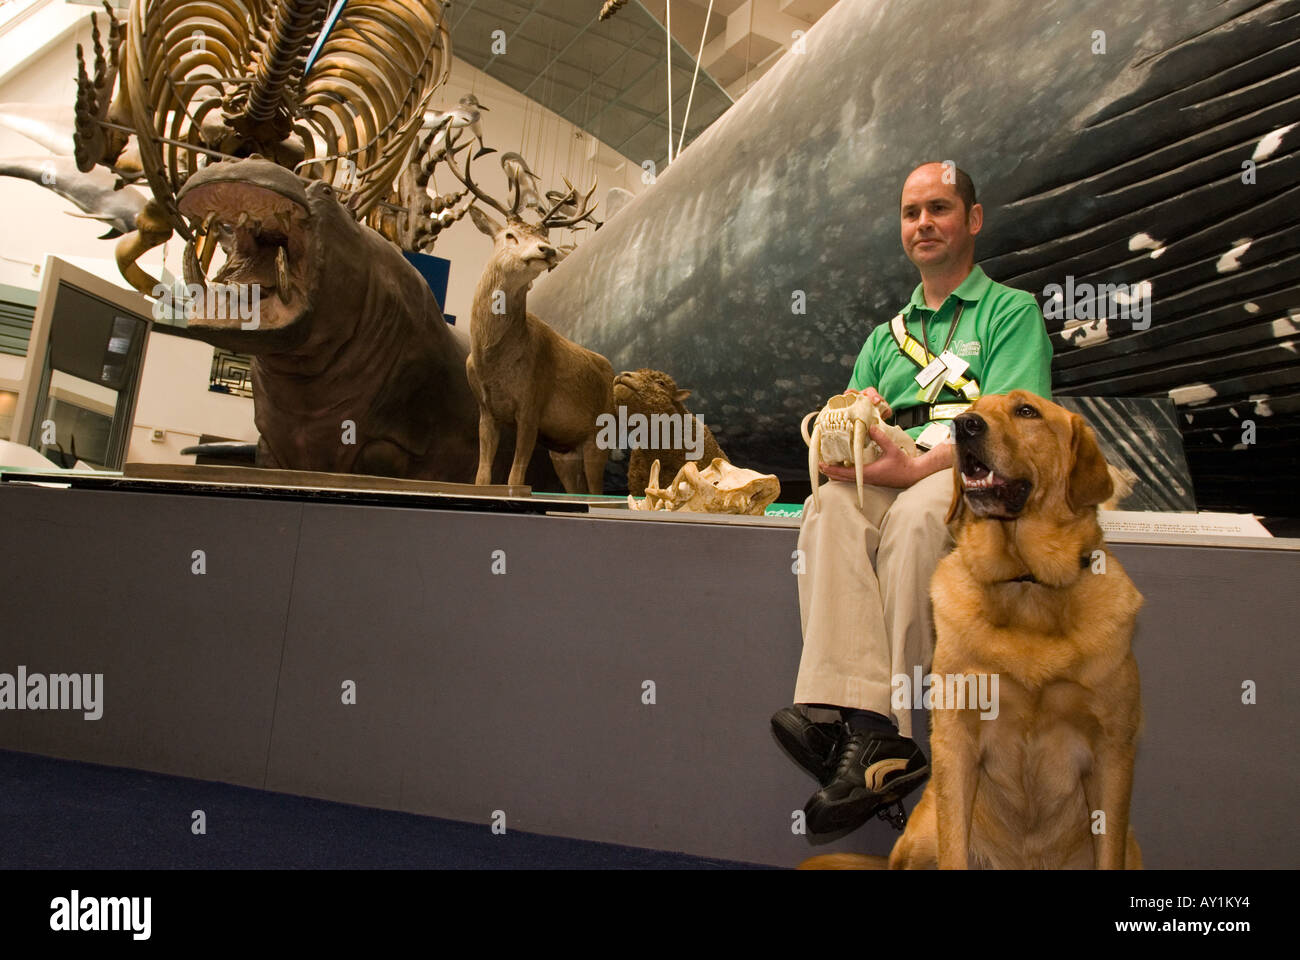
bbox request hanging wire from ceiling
[519,67,531,155]
[676,0,715,159]
[547,20,561,196]
[529,76,542,182]
[583,49,595,203]
[535,24,555,190]
[743,0,754,97]
[665,0,674,165]
[565,105,576,189]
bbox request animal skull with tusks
[801,390,918,509]
[628,458,780,515]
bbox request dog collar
[1005,554,1092,584]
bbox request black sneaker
[770,706,843,784]
[804,730,929,834]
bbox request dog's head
[945,391,1113,527]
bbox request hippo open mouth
[959,448,1032,518]
[176,166,316,345]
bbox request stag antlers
[440,121,598,233]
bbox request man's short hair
[903,163,978,215]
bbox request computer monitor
[9,257,153,470]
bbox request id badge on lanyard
[914,302,965,403]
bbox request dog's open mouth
[961,452,1032,517]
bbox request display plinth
[0,478,1295,868]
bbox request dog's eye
[1015,404,1040,418]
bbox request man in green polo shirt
[770,162,1053,835]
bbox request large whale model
[529,0,1300,511]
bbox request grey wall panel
[1110,544,1300,870]
[263,504,907,863]
[0,485,298,787]
[2,483,1296,867]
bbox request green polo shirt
[846,265,1053,438]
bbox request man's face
[900,164,982,270]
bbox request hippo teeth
[181,183,315,316]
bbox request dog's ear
[945,457,966,526]
[1067,414,1113,512]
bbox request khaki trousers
[793,470,954,738]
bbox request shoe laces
[833,732,868,776]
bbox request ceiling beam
[612,112,667,155]
[584,54,669,145]
[452,0,484,33]
[517,17,593,98]
[445,0,742,166]
[476,0,547,76]
[454,3,664,61]
[553,20,661,117]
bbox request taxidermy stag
[445,142,614,493]
[71,0,452,294]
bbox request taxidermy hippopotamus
[174,157,553,486]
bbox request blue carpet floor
[0,749,768,869]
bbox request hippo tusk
[853,419,866,510]
[649,458,661,492]
[800,410,817,446]
[808,423,822,510]
[276,245,290,299]
[182,234,206,294]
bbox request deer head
[442,127,597,296]
[467,206,559,294]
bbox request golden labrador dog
[803,391,1143,870]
